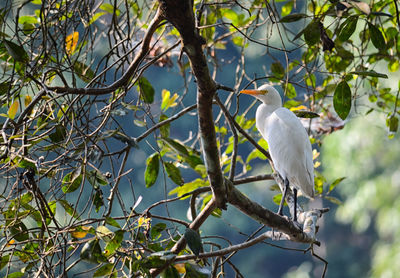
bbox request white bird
[241,84,314,221]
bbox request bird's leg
[277,178,289,216]
[293,188,298,222]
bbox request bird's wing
[263,108,314,197]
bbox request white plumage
[241,84,314,219]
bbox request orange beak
[240,89,268,96]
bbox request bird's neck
[256,102,281,118]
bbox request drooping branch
[47,8,165,95]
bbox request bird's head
[240,84,282,107]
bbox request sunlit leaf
[145,153,160,188]
[70,226,91,239]
[8,101,19,119]
[328,177,346,193]
[169,178,208,198]
[333,81,351,120]
[164,162,184,186]
[281,0,293,17]
[387,115,398,133]
[137,77,155,104]
[24,95,32,107]
[100,3,121,16]
[65,31,79,55]
[62,167,83,193]
[105,217,121,229]
[173,263,186,274]
[104,230,124,256]
[324,196,342,205]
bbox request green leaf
[162,138,190,157]
[3,39,28,62]
[18,15,38,25]
[368,22,386,50]
[145,153,160,188]
[93,263,114,277]
[184,264,211,278]
[7,272,24,278]
[105,217,121,228]
[324,196,342,205]
[159,114,170,138]
[284,83,296,99]
[169,178,208,198]
[93,189,104,213]
[0,255,10,271]
[281,0,293,17]
[104,230,124,256]
[293,110,320,118]
[151,223,167,240]
[49,124,67,143]
[62,168,83,193]
[138,77,155,104]
[164,162,184,186]
[349,71,388,78]
[161,266,180,278]
[8,100,19,119]
[304,21,320,46]
[80,239,107,264]
[9,221,29,242]
[59,200,80,219]
[271,61,285,79]
[328,177,346,193]
[184,228,202,256]
[387,115,399,133]
[87,170,108,188]
[280,13,308,23]
[73,61,95,83]
[333,81,352,120]
[100,3,121,16]
[338,16,358,41]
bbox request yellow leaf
[290,105,308,111]
[8,101,19,119]
[137,216,150,227]
[173,263,186,274]
[24,95,32,107]
[70,226,91,239]
[6,239,15,247]
[65,31,79,55]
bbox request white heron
[240,84,314,221]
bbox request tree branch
[159,0,227,208]
[48,8,164,95]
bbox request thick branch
[159,0,226,208]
